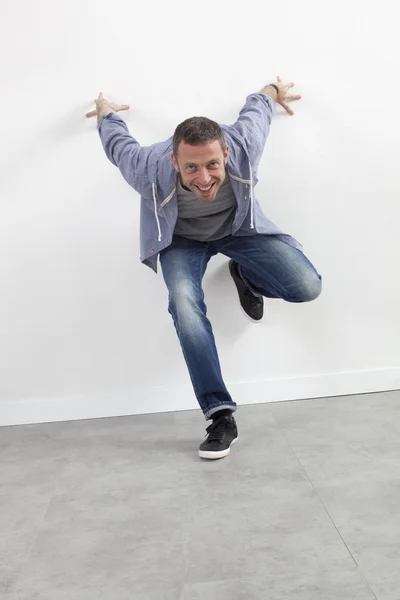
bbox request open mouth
[195,182,216,195]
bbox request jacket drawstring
[152,182,162,242]
[249,161,254,229]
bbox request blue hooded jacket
[98,92,301,273]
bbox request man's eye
[187,165,195,171]
[209,162,218,168]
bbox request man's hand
[85,92,130,121]
[261,77,302,115]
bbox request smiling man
[171,124,235,242]
[172,123,228,202]
[87,77,322,460]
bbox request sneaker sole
[198,435,239,460]
[241,306,264,323]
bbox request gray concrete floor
[1,390,400,599]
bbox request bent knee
[285,273,322,303]
[299,274,322,302]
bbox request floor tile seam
[312,519,379,600]
[183,567,380,592]
[184,574,266,588]
[269,412,361,549]
[270,413,379,600]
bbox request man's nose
[197,168,211,184]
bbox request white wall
[1,0,399,426]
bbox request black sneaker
[229,260,264,321]
[198,415,239,460]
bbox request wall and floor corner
[1,1,399,427]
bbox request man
[86,77,321,460]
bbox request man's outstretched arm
[226,77,302,171]
[86,92,153,196]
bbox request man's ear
[171,152,179,172]
[224,145,229,164]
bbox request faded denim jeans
[160,234,322,420]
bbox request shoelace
[204,418,230,444]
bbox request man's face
[171,140,229,203]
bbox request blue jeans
[160,234,321,420]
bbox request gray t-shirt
[173,174,237,241]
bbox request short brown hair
[172,117,226,157]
